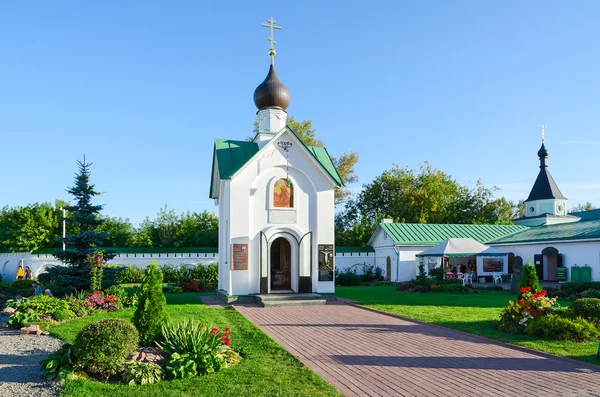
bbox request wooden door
[386,256,391,281]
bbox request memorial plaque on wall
[231,244,248,270]
[318,244,334,281]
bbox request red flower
[540,290,547,296]
[517,299,525,305]
[524,305,530,310]
[211,327,219,335]
[225,327,230,333]
[526,286,532,291]
[223,337,230,346]
[519,287,526,293]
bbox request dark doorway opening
[271,237,291,290]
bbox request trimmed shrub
[430,279,468,294]
[518,259,541,297]
[202,263,218,285]
[116,265,144,284]
[569,298,600,325]
[51,310,72,322]
[74,318,139,379]
[524,314,599,342]
[133,260,169,346]
[559,282,600,297]
[428,268,444,282]
[397,281,415,291]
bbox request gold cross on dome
[540,124,547,143]
[261,17,282,64]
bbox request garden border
[342,299,600,370]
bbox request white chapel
[209,19,342,298]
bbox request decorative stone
[511,256,524,294]
[128,347,167,367]
[0,307,15,316]
[20,324,42,336]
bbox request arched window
[273,178,293,208]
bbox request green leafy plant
[74,318,139,379]
[8,310,40,327]
[518,259,541,297]
[165,352,198,380]
[157,321,235,376]
[122,361,164,385]
[133,260,169,346]
[169,286,184,293]
[498,300,531,334]
[39,343,75,380]
[13,294,75,318]
[524,314,599,341]
[569,298,600,325]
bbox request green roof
[377,223,528,245]
[491,218,600,244]
[32,247,219,255]
[214,139,260,180]
[570,208,600,221]
[305,145,344,186]
[335,246,375,253]
[209,130,343,198]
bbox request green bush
[431,279,468,293]
[74,318,139,379]
[122,361,164,385]
[569,298,600,325]
[518,259,541,297]
[8,310,40,327]
[559,282,600,297]
[12,279,35,291]
[428,268,444,282]
[133,260,169,346]
[38,266,91,296]
[52,310,72,322]
[116,265,144,284]
[335,268,361,286]
[65,298,90,317]
[524,314,599,342]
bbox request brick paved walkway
[235,302,600,397]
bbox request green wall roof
[570,208,600,221]
[491,218,600,244]
[335,246,375,253]
[214,139,260,180]
[379,223,528,245]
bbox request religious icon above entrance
[274,178,293,208]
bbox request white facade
[0,252,218,281]
[492,240,600,282]
[215,127,338,296]
[334,251,375,274]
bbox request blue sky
[1,1,599,225]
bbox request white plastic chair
[493,273,502,284]
[464,273,473,285]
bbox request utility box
[556,267,567,282]
[581,266,592,282]
[571,266,581,282]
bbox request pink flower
[225,327,230,333]
[211,327,219,335]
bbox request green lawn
[336,285,599,364]
[50,292,341,397]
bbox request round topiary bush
[74,318,139,378]
[569,298,600,325]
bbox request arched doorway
[271,237,291,290]
[386,256,392,281]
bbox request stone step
[256,293,324,303]
[260,299,327,308]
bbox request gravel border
[0,316,64,397]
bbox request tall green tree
[0,201,66,252]
[253,116,359,203]
[97,216,135,247]
[54,158,116,267]
[133,260,169,346]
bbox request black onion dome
[537,143,549,159]
[253,65,290,110]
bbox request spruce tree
[518,258,542,298]
[133,260,169,346]
[54,157,116,268]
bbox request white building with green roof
[209,28,341,298]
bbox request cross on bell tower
[261,17,282,65]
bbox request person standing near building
[16,265,25,280]
[24,266,33,280]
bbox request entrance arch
[271,237,292,290]
[386,256,392,281]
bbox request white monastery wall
[1,252,218,281]
[334,252,375,274]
